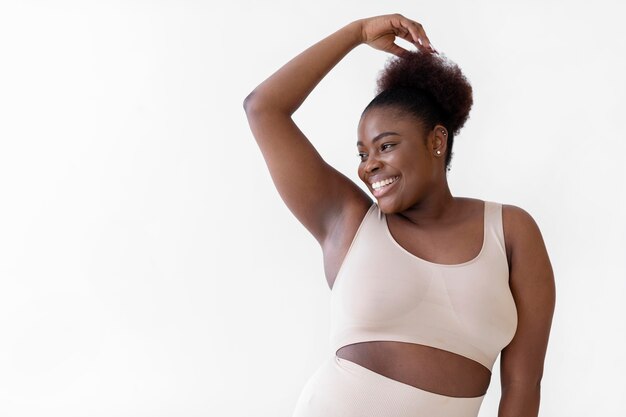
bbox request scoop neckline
[382,201,488,268]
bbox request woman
[243,14,555,417]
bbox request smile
[372,176,399,190]
[372,176,400,197]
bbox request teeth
[372,176,398,190]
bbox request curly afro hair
[362,49,473,171]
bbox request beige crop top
[329,201,518,371]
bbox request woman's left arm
[499,205,556,417]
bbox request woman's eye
[381,143,394,151]
[358,153,367,161]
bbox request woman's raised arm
[243,15,433,245]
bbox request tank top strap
[484,200,507,258]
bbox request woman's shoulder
[456,197,544,261]
[466,196,538,224]
[499,202,540,229]
[496,201,546,263]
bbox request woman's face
[357,106,446,213]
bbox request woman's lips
[372,176,399,198]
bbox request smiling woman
[357,104,451,213]
[243,13,555,417]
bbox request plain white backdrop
[1,1,625,416]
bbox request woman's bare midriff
[336,340,492,398]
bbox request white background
[1,1,625,416]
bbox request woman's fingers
[361,14,438,55]
[394,15,436,52]
[397,30,433,54]
[400,17,435,52]
[403,20,423,47]
[388,42,409,58]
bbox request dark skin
[244,14,555,416]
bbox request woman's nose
[365,155,382,173]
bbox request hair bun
[376,50,473,137]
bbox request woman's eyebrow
[356,131,400,146]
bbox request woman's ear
[431,124,448,157]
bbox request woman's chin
[376,198,400,214]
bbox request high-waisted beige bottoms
[292,356,485,417]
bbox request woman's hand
[357,14,437,57]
